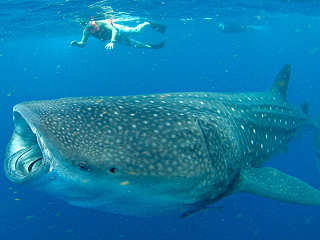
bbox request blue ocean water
[0,0,320,239]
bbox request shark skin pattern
[4,65,320,217]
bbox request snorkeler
[70,18,166,50]
[218,22,264,33]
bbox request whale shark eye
[109,167,117,173]
[78,161,89,171]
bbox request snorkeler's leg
[133,22,151,32]
[122,37,165,49]
[114,22,165,34]
[114,22,151,33]
[126,38,151,48]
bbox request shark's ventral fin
[270,64,291,101]
[238,167,320,205]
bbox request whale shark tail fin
[270,64,291,101]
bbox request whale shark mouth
[5,111,50,184]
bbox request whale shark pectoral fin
[238,167,320,206]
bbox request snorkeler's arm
[103,22,118,43]
[105,23,118,50]
[110,27,118,43]
[70,28,90,48]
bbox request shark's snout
[5,110,50,184]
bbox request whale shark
[4,65,320,217]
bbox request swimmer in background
[218,22,264,33]
[71,18,166,50]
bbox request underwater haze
[0,0,320,239]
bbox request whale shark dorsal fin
[237,167,320,205]
[270,64,291,101]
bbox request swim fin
[149,41,165,49]
[150,23,166,34]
